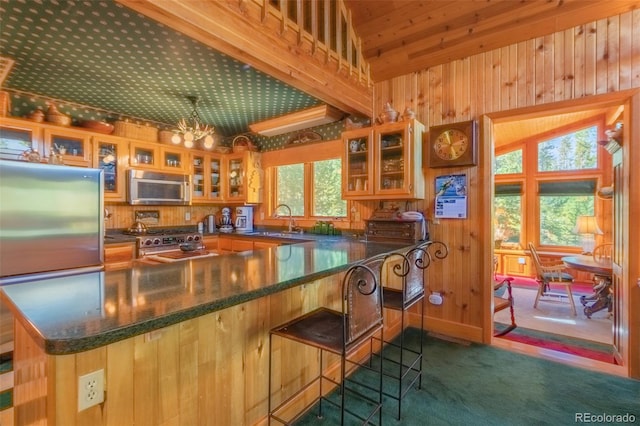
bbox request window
[538,126,598,172]
[495,183,522,245]
[495,149,523,175]
[275,158,347,219]
[538,180,596,247]
[494,121,604,250]
[313,159,347,217]
[276,164,304,215]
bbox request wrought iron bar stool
[376,240,448,419]
[268,255,386,425]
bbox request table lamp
[572,215,603,254]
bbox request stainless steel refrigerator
[0,160,104,283]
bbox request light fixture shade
[202,134,214,149]
[572,215,603,235]
[171,133,181,144]
[249,105,343,136]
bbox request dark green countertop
[1,237,409,355]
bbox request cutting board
[147,250,216,262]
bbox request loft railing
[255,0,371,88]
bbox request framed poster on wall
[434,174,467,219]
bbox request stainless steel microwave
[127,169,191,205]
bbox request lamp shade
[572,215,603,235]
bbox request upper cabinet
[129,141,187,172]
[0,117,43,160]
[224,151,263,204]
[92,135,128,201]
[190,151,223,203]
[43,127,92,167]
[343,119,425,200]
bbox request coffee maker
[234,206,254,233]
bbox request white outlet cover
[78,369,105,411]
[428,293,443,305]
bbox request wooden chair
[268,256,385,425]
[493,256,516,336]
[527,242,576,316]
[592,243,613,263]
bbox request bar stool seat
[268,257,385,425]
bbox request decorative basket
[159,130,175,145]
[232,135,257,153]
[113,120,159,142]
[46,104,72,126]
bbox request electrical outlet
[185,212,191,221]
[78,369,105,411]
[518,257,526,265]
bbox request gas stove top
[135,230,204,257]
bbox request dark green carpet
[295,329,640,425]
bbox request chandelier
[171,96,215,149]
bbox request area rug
[496,325,615,364]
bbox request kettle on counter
[127,221,148,235]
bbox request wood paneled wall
[13,269,403,425]
[370,10,640,343]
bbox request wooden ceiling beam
[118,0,373,118]
[348,0,639,81]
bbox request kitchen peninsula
[2,236,416,425]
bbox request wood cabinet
[202,235,219,251]
[0,117,43,160]
[218,235,282,253]
[128,141,188,172]
[92,135,128,201]
[104,242,135,271]
[224,151,263,203]
[43,126,92,167]
[342,119,425,200]
[191,152,223,203]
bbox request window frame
[494,116,608,251]
[268,148,348,226]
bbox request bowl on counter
[179,242,200,252]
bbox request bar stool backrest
[404,245,429,302]
[343,256,384,345]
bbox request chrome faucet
[273,203,300,233]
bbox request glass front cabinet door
[0,117,43,161]
[342,120,425,200]
[129,141,159,169]
[374,120,424,198]
[43,127,91,167]
[343,128,374,198]
[225,153,245,202]
[93,135,126,201]
[191,152,223,203]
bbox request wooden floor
[494,286,612,344]
[493,285,625,378]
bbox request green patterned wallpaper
[0,0,350,149]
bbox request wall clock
[428,120,477,168]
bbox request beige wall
[370,10,640,345]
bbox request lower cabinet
[104,243,135,271]
[218,236,282,253]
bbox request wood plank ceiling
[345,0,640,82]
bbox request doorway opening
[488,102,621,363]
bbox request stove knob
[153,238,161,245]
[193,235,201,242]
[187,235,194,242]
[143,239,152,246]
